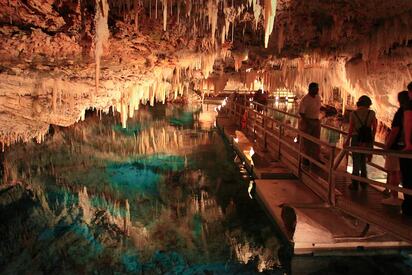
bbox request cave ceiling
[1,0,412,148]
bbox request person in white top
[298,83,322,165]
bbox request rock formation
[1,0,412,148]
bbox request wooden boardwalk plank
[256,179,410,255]
[217,111,412,246]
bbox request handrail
[237,101,336,148]
[226,98,412,207]
[344,146,412,159]
[247,107,335,148]
[250,100,348,136]
[250,101,390,150]
[230,100,412,159]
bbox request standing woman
[400,82,412,216]
[382,91,409,205]
[344,95,378,190]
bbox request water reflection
[0,104,282,274]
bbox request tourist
[298,82,322,166]
[344,95,377,190]
[382,91,409,205]
[400,82,412,216]
[253,89,267,112]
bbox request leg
[302,136,311,166]
[359,153,368,189]
[384,156,400,198]
[390,172,400,198]
[351,152,361,190]
[350,136,361,190]
[381,171,402,205]
[305,120,320,165]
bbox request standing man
[400,82,412,216]
[299,82,322,166]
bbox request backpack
[354,111,373,143]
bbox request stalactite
[253,0,262,30]
[221,25,226,44]
[207,0,218,45]
[263,0,277,48]
[276,23,284,53]
[232,50,248,72]
[156,0,158,18]
[177,0,180,24]
[94,0,110,95]
[124,199,131,235]
[163,0,168,31]
[134,0,142,32]
[185,0,192,17]
[79,186,92,224]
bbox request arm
[371,117,378,143]
[404,110,412,150]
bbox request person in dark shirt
[345,95,377,190]
[253,89,267,112]
[400,82,412,216]
[382,91,409,205]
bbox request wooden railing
[225,99,412,206]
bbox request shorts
[385,156,400,172]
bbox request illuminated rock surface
[1,0,412,147]
[1,1,412,273]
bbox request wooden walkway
[216,101,412,254]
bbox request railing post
[263,114,267,151]
[277,124,282,160]
[298,133,303,178]
[328,147,336,206]
[252,107,256,140]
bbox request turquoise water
[0,104,283,274]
